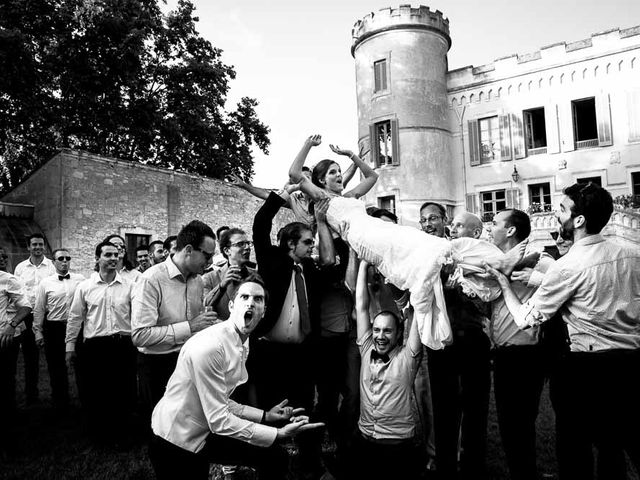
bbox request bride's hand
[329,144,354,158]
[307,135,322,147]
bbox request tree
[0,0,269,193]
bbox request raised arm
[228,174,271,201]
[289,135,327,202]
[355,259,372,340]
[329,145,378,199]
[341,162,357,189]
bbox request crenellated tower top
[351,4,450,56]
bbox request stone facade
[352,5,640,246]
[2,150,293,277]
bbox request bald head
[450,212,483,239]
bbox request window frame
[480,189,507,222]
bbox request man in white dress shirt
[150,276,323,479]
[14,233,56,404]
[33,248,84,409]
[65,240,136,446]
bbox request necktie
[294,264,311,336]
[370,350,390,363]
[59,274,71,281]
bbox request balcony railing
[575,138,599,149]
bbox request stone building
[352,5,640,247]
[1,150,291,276]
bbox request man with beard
[486,182,640,479]
[135,245,151,273]
[203,228,255,319]
[346,260,423,479]
[148,240,167,266]
[65,241,136,446]
[149,276,323,480]
[132,220,219,419]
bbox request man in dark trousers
[251,188,332,477]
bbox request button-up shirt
[515,235,640,352]
[262,267,305,344]
[152,320,277,453]
[131,257,204,355]
[358,330,421,440]
[13,257,56,307]
[65,272,133,352]
[0,272,30,337]
[32,273,85,342]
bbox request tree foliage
[0,0,270,192]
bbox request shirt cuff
[527,270,544,288]
[249,422,279,448]
[239,404,265,423]
[65,342,76,353]
[515,299,544,330]
[173,321,192,343]
[35,332,44,342]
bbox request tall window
[125,234,150,267]
[528,182,552,211]
[480,189,506,222]
[378,195,396,215]
[577,176,602,186]
[479,116,500,164]
[572,98,598,149]
[523,107,547,153]
[633,172,640,196]
[374,59,388,93]
[376,120,393,166]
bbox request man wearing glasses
[203,228,256,320]
[418,201,447,237]
[32,249,84,409]
[132,220,219,421]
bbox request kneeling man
[149,275,322,480]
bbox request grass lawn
[1,354,638,480]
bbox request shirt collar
[27,257,53,268]
[165,256,188,280]
[91,271,122,285]
[573,234,605,247]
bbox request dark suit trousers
[18,313,39,401]
[493,345,546,480]
[149,433,288,480]
[551,349,640,480]
[137,351,180,421]
[427,329,491,480]
[43,320,69,407]
[80,335,137,442]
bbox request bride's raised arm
[329,144,378,199]
[288,134,327,202]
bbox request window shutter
[468,120,480,166]
[391,119,400,166]
[545,103,561,154]
[369,124,379,167]
[628,90,640,142]
[499,114,512,161]
[596,93,613,146]
[465,193,478,214]
[505,188,520,208]
[381,61,388,91]
[510,113,526,159]
[560,101,575,152]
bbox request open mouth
[244,310,254,321]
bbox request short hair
[419,201,446,220]
[373,310,403,331]
[216,225,230,239]
[370,208,398,224]
[27,233,45,244]
[563,182,613,234]
[219,228,246,259]
[163,235,177,252]
[231,273,269,304]
[176,220,215,251]
[135,244,149,254]
[278,222,312,251]
[104,234,125,245]
[148,240,164,251]
[52,248,70,259]
[95,241,117,258]
[498,209,531,242]
[301,166,311,173]
[311,159,339,189]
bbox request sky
[174,0,640,188]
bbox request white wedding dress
[326,196,502,349]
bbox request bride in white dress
[289,135,524,349]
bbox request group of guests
[1,135,639,480]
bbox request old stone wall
[2,150,293,277]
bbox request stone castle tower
[352,5,454,222]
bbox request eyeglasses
[193,247,215,261]
[419,215,443,225]
[56,256,72,262]
[230,241,253,249]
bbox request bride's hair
[311,159,339,189]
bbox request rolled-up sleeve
[131,276,191,348]
[190,348,277,447]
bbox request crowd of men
[0,180,638,480]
